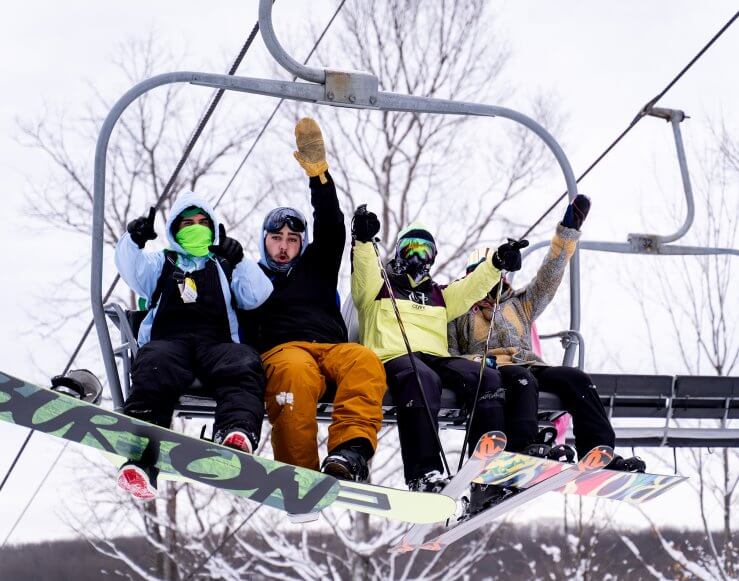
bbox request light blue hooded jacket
[114,191,273,346]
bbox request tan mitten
[293,117,329,184]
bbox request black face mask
[391,255,431,283]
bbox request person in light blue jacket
[114,190,273,500]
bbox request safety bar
[538,330,585,370]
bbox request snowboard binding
[50,369,103,405]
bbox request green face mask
[175,224,213,257]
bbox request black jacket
[243,173,349,353]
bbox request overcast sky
[1,0,737,545]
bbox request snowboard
[410,445,615,551]
[475,451,687,504]
[0,372,455,524]
[396,431,507,551]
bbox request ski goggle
[397,237,436,262]
[263,207,307,234]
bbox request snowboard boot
[407,470,450,494]
[117,462,158,501]
[321,446,370,483]
[467,483,517,517]
[214,428,258,454]
[607,455,647,473]
[547,444,576,463]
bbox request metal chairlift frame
[515,106,739,447]
[91,0,738,448]
[92,0,579,410]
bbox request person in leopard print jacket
[449,195,646,474]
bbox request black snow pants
[124,334,266,441]
[385,353,531,483]
[504,365,615,457]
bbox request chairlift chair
[93,0,738,449]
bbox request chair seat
[175,384,564,425]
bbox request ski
[475,453,686,504]
[394,431,507,553]
[411,445,614,551]
[0,371,455,524]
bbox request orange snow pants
[262,341,387,470]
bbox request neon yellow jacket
[351,241,501,362]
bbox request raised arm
[293,118,345,270]
[442,257,501,321]
[351,241,385,310]
[309,172,345,266]
[519,195,589,322]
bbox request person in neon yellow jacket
[350,208,533,494]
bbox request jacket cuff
[556,222,583,241]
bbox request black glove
[352,204,380,243]
[127,207,158,249]
[492,238,529,272]
[209,224,244,267]
[561,194,591,231]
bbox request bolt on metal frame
[92,0,580,409]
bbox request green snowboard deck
[0,372,455,523]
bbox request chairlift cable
[1,442,70,548]
[213,0,348,210]
[185,432,332,580]
[0,430,33,494]
[518,9,739,242]
[153,10,266,212]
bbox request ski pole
[457,251,508,470]
[356,206,451,478]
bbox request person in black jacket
[243,118,386,484]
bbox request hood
[258,207,311,271]
[165,190,220,255]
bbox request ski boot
[467,483,517,517]
[213,428,258,454]
[607,455,647,473]
[321,446,370,483]
[117,462,158,501]
[536,426,558,447]
[547,444,576,463]
[407,470,450,494]
[522,442,551,458]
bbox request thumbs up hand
[209,224,244,267]
[126,207,158,249]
